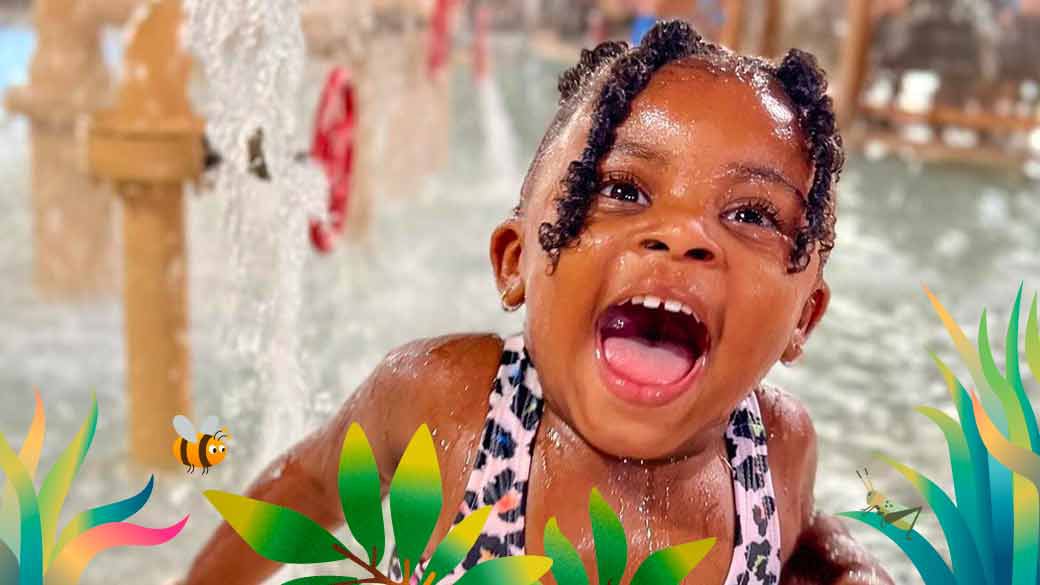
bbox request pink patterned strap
[722,391,782,585]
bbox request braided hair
[522,20,844,274]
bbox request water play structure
[2,0,136,298]
[0,0,451,469]
[86,0,202,469]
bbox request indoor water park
[0,1,1039,584]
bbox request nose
[638,222,723,265]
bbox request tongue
[603,336,694,385]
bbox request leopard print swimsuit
[390,334,782,585]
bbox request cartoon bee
[857,468,923,538]
[172,415,231,475]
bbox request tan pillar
[87,0,201,468]
[87,0,145,27]
[837,0,875,129]
[761,0,783,57]
[4,0,116,298]
[720,0,746,51]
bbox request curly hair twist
[526,20,844,274]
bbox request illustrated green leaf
[281,577,359,585]
[878,455,987,585]
[338,423,385,565]
[425,506,492,585]
[38,393,97,563]
[629,538,716,585]
[389,424,443,577]
[203,490,346,563]
[1004,286,1038,444]
[0,429,41,585]
[452,555,553,585]
[589,488,626,585]
[543,517,589,585]
[839,511,958,585]
[1027,293,1040,398]
[0,390,45,557]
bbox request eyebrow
[723,163,805,199]
[609,139,670,165]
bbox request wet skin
[181,61,893,585]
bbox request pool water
[1,22,1039,585]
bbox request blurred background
[0,0,1038,583]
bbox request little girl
[184,21,892,585]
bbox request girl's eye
[723,202,782,231]
[599,181,650,206]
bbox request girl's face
[492,61,830,459]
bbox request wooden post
[761,0,783,57]
[87,0,201,468]
[4,0,116,298]
[837,0,875,129]
[720,0,746,51]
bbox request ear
[781,280,830,364]
[490,218,525,308]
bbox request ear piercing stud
[500,286,523,312]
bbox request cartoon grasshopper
[857,468,923,539]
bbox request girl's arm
[781,514,895,585]
[179,333,501,585]
[756,386,894,585]
[179,350,405,585]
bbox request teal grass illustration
[839,285,1040,585]
[205,423,717,585]
[0,391,188,585]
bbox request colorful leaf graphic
[878,455,988,585]
[980,297,1040,585]
[0,390,45,559]
[281,577,359,584]
[0,538,17,585]
[543,517,589,585]
[914,405,996,585]
[44,516,188,585]
[37,393,98,564]
[1004,286,1040,449]
[928,354,996,584]
[204,491,347,563]
[338,424,385,565]
[589,488,626,585]
[629,538,716,585]
[451,556,553,585]
[839,511,958,585]
[424,506,492,585]
[389,424,442,579]
[924,286,1007,432]
[1027,293,1040,401]
[0,430,42,585]
[969,390,1040,487]
[48,475,155,568]
[926,288,1013,584]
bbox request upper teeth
[626,295,694,315]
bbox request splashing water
[180,0,325,480]
[478,76,521,181]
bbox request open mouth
[595,295,711,405]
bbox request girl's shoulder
[753,383,816,452]
[370,333,507,455]
[753,384,818,559]
[378,333,507,396]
